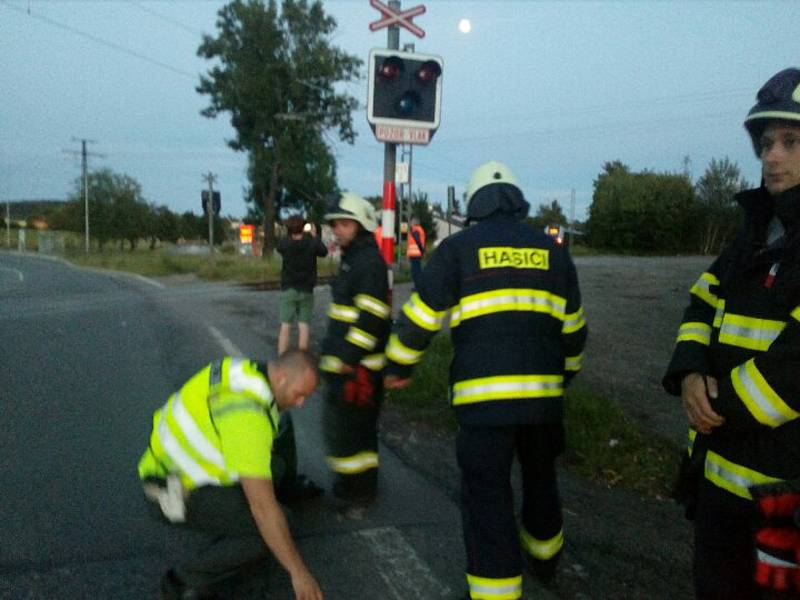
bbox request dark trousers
[409,257,422,288]
[322,369,382,496]
[456,423,564,582]
[694,479,759,600]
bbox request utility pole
[5,200,10,249]
[202,172,217,255]
[65,138,103,253]
[569,188,576,247]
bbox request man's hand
[291,568,323,600]
[309,223,318,237]
[681,372,724,434]
[384,375,411,390]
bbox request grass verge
[386,333,678,499]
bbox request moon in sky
[458,18,471,34]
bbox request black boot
[160,568,218,600]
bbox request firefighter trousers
[322,368,383,499]
[693,478,760,600]
[456,423,565,599]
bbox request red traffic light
[416,60,441,85]
[379,56,404,80]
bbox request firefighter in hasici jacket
[663,67,800,599]
[385,162,587,600]
[320,192,391,503]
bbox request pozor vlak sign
[367,48,443,145]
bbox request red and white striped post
[380,180,396,289]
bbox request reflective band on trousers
[677,321,712,345]
[466,574,522,600]
[345,327,377,350]
[690,272,720,309]
[705,450,781,500]
[452,375,563,405]
[731,359,799,428]
[355,293,391,319]
[758,549,799,569]
[157,393,223,486]
[328,303,358,323]
[326,451,379,474]
[719,313,785,351]
[450,288,567,327]
[402,292,446,332]
[520,527,564,560]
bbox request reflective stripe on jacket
[664,184,800,497]
[386,213,587,426]
[137,357,279,490]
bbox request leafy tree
[197,0,361,254]
[695,157,749,254]
[60,168,149,250]
[587,161,697,253]
[527,199,567,231]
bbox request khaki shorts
[279,288,313,324]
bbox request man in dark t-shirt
[276,215,328,354]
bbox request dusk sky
[2,1,799,221]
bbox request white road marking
[357,526,451,599]
[207,325,243,356]
[131,273,165,289]
[0,265,24,282]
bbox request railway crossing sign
[368,0,426,38]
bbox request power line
[127,1,204,38]
[1,0,196,79]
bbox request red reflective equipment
[379,56,404,80]
[417,60,441,84]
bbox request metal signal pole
[380,0,401,295]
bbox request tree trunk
[262,160,279,257]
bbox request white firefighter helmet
[324,192,378,232]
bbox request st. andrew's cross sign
[368,0,426,39]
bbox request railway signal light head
[367,48,443,138]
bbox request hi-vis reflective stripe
[385,334,424,365]
[466,573,522,600]
[705,450,781,499]
[719,313,786,351]
[687,428,697,457]
[713,299,726,328]
[228,359,271,403]
[328,303,358,323]
[157,394,221,486]
[731,359,799,428]
[345,327,377,350]
[520,527,564,560]
[355,294,391,319]
[360,353,386,371]
[677,321,712,345]
[452,375,563,405]
[562,306,586,334]
[320,355,345,373]
[565,353,583,372]
[691,272,720,309]
[450,289,567,327]
[758,549,799,569]
[793,306,800,322]
[402,293,446,332]
[326,451,379,474]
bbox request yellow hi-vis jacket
[138,358,280,491]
